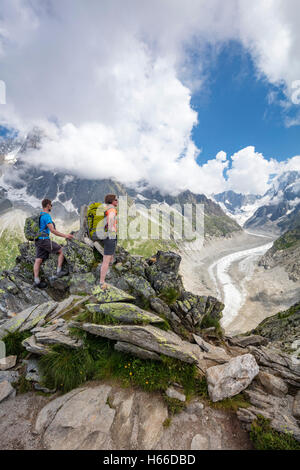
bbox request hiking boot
[33,280,47,289]
[56,270,69,278]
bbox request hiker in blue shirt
[33,198,74,288]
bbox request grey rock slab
[206,354,259,402]
[257,371,288,397]
[22,335,50,355]
[0,305,37,339]
[193,334,231,364]
[19,301,58,332]
[0,380,16,403]
[114,341,162,361]
[91,285,135,303]
[34,329,83,349]
[0,370,19,384]
[48,295,91,321]
[0,301,58,339]
[38,385,115,450]
[165,386,186,402]
[0,355,17,371]
[35,387,88,435]
[74,322,201,365]
[238,388,300,441]
[228,335,268,348]
[86,302,164,324]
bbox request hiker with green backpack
[87,194,118,290]
[24,198,74,289]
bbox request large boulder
[145,251,184,296]
[35,384,168,450]
[0,381,16,403]
[172,293,224,332]
[206,354,259,402]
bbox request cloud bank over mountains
[0,0,299,195]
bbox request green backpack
[87,202,112,241]
[24,213,56,241]
[24,214,45,241]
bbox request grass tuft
[250,415,300,450]
[2,330,31,358]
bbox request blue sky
[191,41,300,166]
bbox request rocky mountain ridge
[0,223,299,450]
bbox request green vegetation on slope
[0,229,23,271]
[273,227,300,251]
[250,415,300,450]
[39,330,201,395]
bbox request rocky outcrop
[251,303,300,357]
[237,387,300,441]
[33,383,251,450]
[259,228,300,282]
[23,319,84,355]
[206,354,259,402]
[0,301,58,339]
[0,227,299,448]
[247,345,300,388]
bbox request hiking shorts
[102,236,117,256]
[35,239,62,261]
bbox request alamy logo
[0,80,6,104]
[291,80,300,105]
[94,196,205,251]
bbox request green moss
[2,330,31,358]
[250,415,300,450]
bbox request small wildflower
[129,372,132,376]
[124,365,127,368]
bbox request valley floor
[178,230,300,335]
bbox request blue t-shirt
[39,211,53,239]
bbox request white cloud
[0,0,299,197]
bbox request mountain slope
[258,227,300,282]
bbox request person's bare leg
[33,258,43,280]
[100,255,112,287]
[57,249,64,269]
